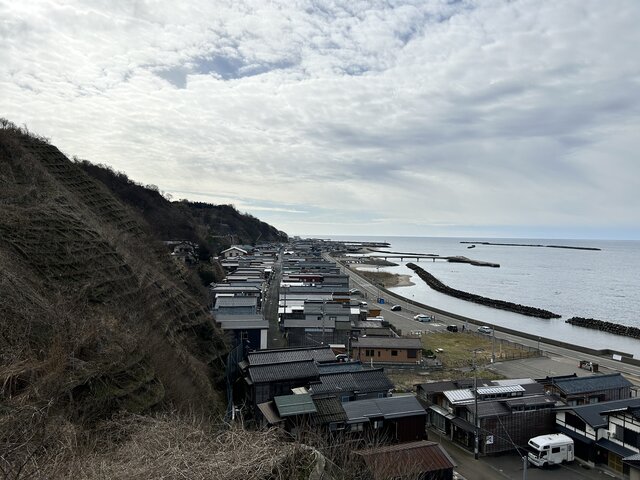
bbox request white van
[527,433,574,467]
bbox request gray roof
[352,337,423,349]
[211,285,261,293]
[505,395,556,408]
[312,396,348,425]
[249,360,319,383]
[217,319,268,330]
[318,361,365,374]
[343,395,426,423]
[554,373,633,395]
[463,400,511,418]
[283,318,336,329]
[309,369,394,396]
[556,397,640,428]
[216,313,264,322]
[215,296,258,308]
[247,346,336,366]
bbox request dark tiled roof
[596,438,636,458]
[312,396,347,425]
[352,337,422,349]
[249,360,319,383]
[343,395,426,422]
[247,346,336,365]
[464,400,510,418]
[309,369,394,396]
[556,398,640,428]
[356,441,455,479]
[554,374,632,395]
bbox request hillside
[75,160,288,257]
[0,121,248,476]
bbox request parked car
[349,288,361,295]
[446,325,458,332]
[390,305,402,311]
[477,325,493,335]
[414,314,432,322]
[359,301,368,308]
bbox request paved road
[264,253,287,349]
[436,428,620,480]
[334,254,640,386]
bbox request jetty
[364,250,499,267]
[407,262,561,319]
[460,241,601,251]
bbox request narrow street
[263,251,287,348]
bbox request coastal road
[331,253,640,385]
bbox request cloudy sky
[2,0,639,239]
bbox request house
[282,300,353,347]
[351,337,423,365]
[624,453,640,480]
[417,379,557,455]
[239,346,336,415]
[214,313,268,350]
[220,246,248,258]
[354,441,456,480]
[256,392,317,433]
[544,373,633,405]
[308,369,394,403]
[342,395,427,442]
[554,398,640,477]
[214,296,258,315]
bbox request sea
[329,235,640,358]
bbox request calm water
[331,235,640,357]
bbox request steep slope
[0,124,229,431]
[75,160,288,256]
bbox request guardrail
[333,255,640,368]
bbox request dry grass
[356,270,407,288]
[1,413,316,480]
[385,332,538,390]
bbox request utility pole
[522,454,528,480]
[473,349,480,460]
[491,329,496,363]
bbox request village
[168,238,640,480]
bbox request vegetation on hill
[0,119,293,478]
[75,159,288,257]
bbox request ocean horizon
[326,235,640,358]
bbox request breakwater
[406,263,561,319]
[565,317,640,340]
[460,241,601,251]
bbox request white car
[477,325,493,335]
[414,314,432,322]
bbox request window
[341,395,351,403]
[551,447,560,454]
[407,349,417,359]
[365,349,374,357]
[391,350,398,357]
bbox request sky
[2,0,640,239]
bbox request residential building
[351,337,423,365]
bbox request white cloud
[1,0,639,238]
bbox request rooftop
[247,346,336,366]
[554,373,633,395]
[343,395,426,423]
[352,337,423,349]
